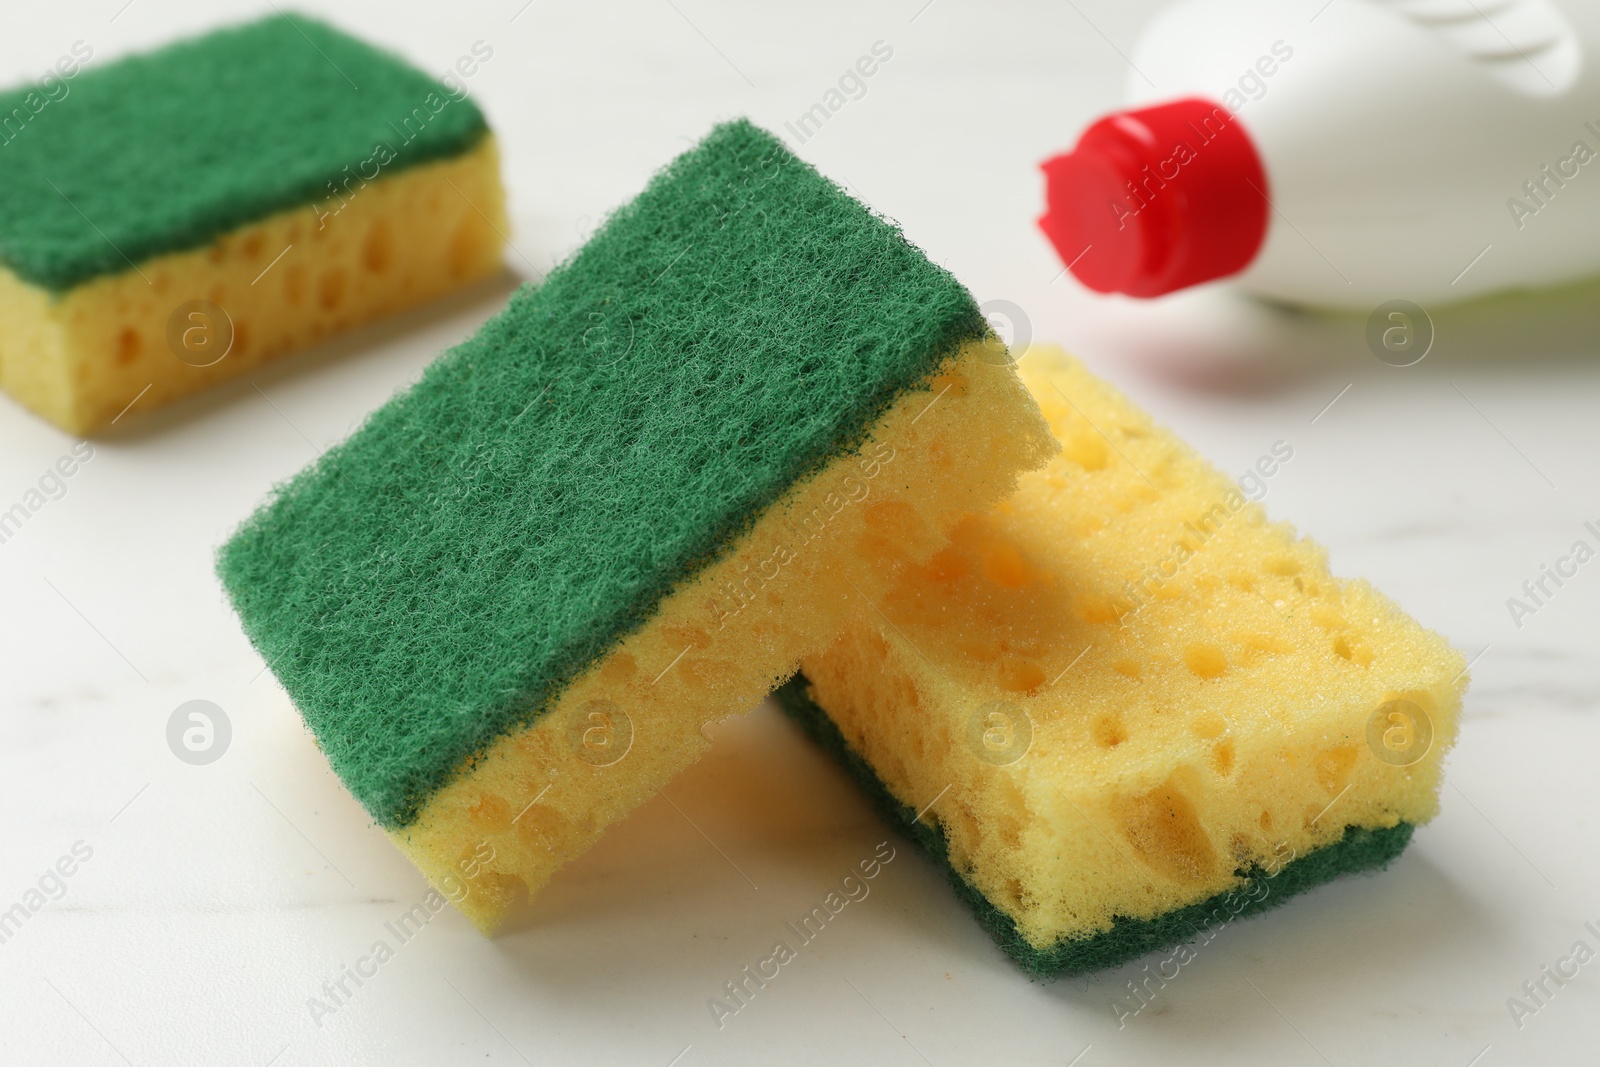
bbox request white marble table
[2,1,1596,1064]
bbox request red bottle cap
[1038,97,1270,298]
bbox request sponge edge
[394,338,1058,930]
[776,674,1416,978]
[785,345,1465,972]
[0,136,505,433]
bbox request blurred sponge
[0,13,504,432]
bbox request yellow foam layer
[799,346,1466,950]
[0,136,506,434]
[391,340,1058,930]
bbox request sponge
[218,119,1057,930]
[780,346,1466,976]
[0,13,505,433]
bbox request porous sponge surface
[776,676,1414,977]
[217,119,1015,832]
[0,138,505,434]
[793,346,1467,966]
[0,12,488,292]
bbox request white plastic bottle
[1038,0,1600,308]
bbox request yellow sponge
[784,346,1466,975]
[0,141,505,434]
[0,15,506,433]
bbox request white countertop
[3,2,1597,1064]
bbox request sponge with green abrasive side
[780,346,1464,978]
[0,12,505,433]
[217,118,1057,930]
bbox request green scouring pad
[217,118,1057,928]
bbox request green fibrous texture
[775,674,1415,979]
[0,12,488,291]
[218,119,987,830]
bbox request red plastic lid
[1038,97,1270,298]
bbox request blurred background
[0,1,1596,1064]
